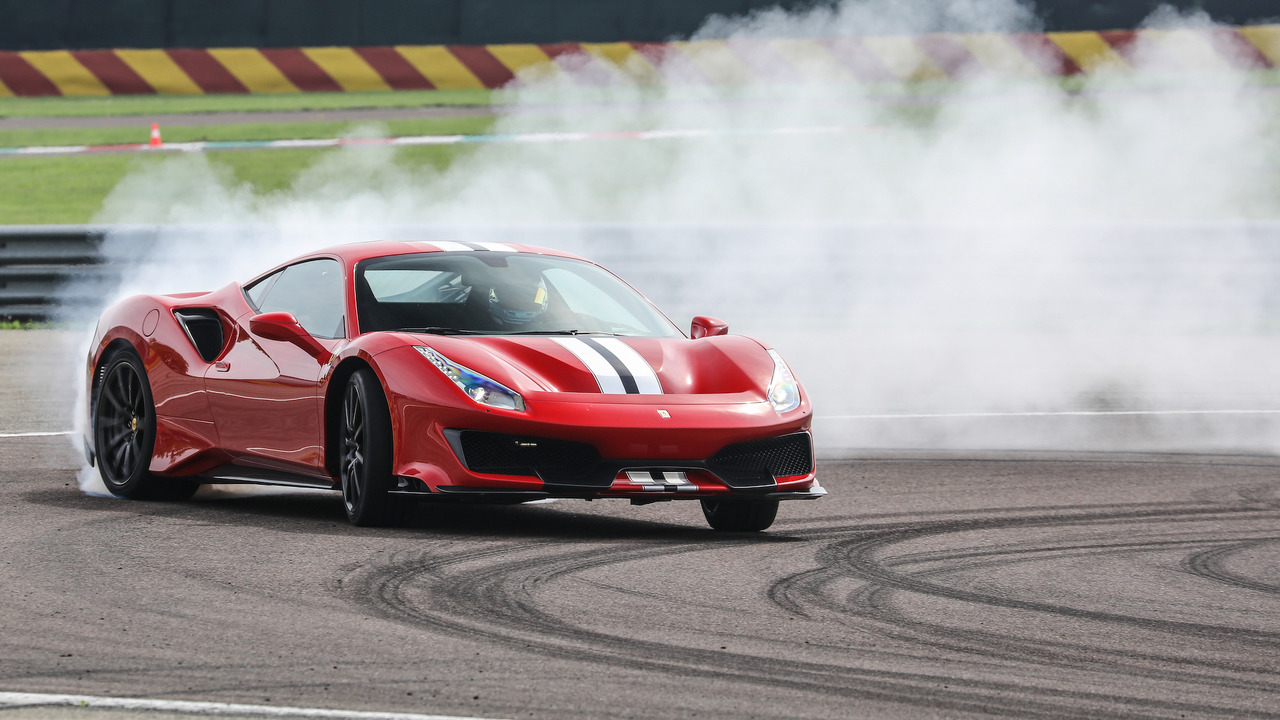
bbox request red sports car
[85,241,822,531]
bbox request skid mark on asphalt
[1183,539,1280,597]
[335,494,1280,719]
[776,506,1280,710]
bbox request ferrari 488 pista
[86,241,823,531]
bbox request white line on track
[820,409,1280,420]
[0,431,73,438]
[0,692,510,720]
[0,124,879,158]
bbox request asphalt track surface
[3,330,1280,720]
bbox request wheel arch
[324,356,390,480]
[89,337,146,431]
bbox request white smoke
[82,0,1280,455]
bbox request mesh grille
[707,433,814,486]
[456,431,601,485]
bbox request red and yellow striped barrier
[2,26,1278,97]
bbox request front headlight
[415,346,525,412]
[766,349,801,413]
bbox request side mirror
[690,315,729,339]
[250,312,328,361]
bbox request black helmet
[488,276,549,325]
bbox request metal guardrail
[0,226,111,321]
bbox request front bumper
[445,428,813,491]
[392,421,819,502]
[384,358,819,500]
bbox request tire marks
[1184,539,1280,597]
[775,510,1280,701]
[340,540,1119,718]
[337,492,1280,719]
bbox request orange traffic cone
[149,123,162,147]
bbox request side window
[245,270,281,308]
[253,259,346,339]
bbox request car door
[205,258,346,476]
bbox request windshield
[355,252,682,338]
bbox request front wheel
[339,369,402,527]
[700,498,779,532]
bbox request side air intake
[173,308,227,363]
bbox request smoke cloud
[77,0,1280,455]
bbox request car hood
[393,333,779,401]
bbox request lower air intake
[707,432,814,487]
[449,430,602,486]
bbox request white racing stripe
[423,241,516,253]
[429,241,475,252]
[554,337,626,393]
[592,337,663,394]
[551,337,663,395]
[0,692,509,720]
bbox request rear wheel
[339,368,402,527]
[93,350,198,500]
[700,497,779,532]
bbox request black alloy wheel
[700,497,779,532]
[93,350,197,500]
[339,368,401,526]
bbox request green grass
[0,143,478,224]
[0,154,136,224]
[0,91,505,224]
[0,87,716,225]
[0,89,495,118]
[0,319,55,329]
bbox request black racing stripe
[582,337,639,394]
[460,242,487,251]
[650,470,664,483]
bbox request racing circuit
[3,327,1280,719]
[8,10,1280,718]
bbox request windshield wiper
[398,327,485,335]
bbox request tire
[92,350,200,501]
[700,497,779,532]
[339,368,402,527]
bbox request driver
[488,274,550,327]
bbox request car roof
[242,241,600,289]
[301,240,586,266]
